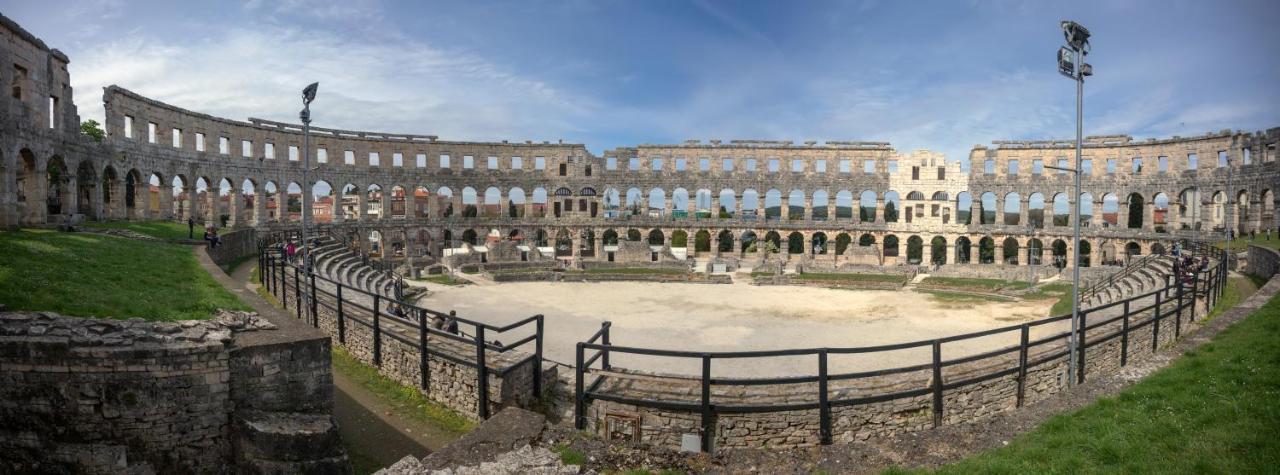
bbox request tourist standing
[187,217,195,239]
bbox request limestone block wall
[0,310,346,473]
[207,227,258,266]
[1247,244,1280,278]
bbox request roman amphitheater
[2,12,1278,470]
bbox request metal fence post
[701,354,713,453]
[1077,310,1087,384]
[601,322,612,370]
[1120,302,1130,367]
[931,340,943,428]
[1190,271,1199,322]
[336,284,346,345]
[574,342,585,430]
[818,350,831,445]
[373,294,382,367]
[419,312,430,391]
[1175,271,1184,338]
[476,326,490,419]
[533,315,544,401]
[309,270,318,327]
[1016,324,1029,407]
[293,265,302,319]
[1152,289,1162,353]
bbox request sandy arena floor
[417,281,1069,378]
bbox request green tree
[884,201,898,222]
[835,234,851,255]
[80,119,105,142]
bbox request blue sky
[7,0,1279,162]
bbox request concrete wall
[1247,244,1280,279]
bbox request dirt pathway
[226,260,461,473]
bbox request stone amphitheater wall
[0,310,344,473]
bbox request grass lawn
[893,284,1280,474]
[795,272,910,284]
[83,220,196,240]
[1206,273,1267,322]
[330,347,475,435]
[576,267,687,275]
[919,276,1033,292]
[1226,235,1280,252]
[412,274,468,286]
[923,290,1015,304]
[0,229,248,321]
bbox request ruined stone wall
[207,227,258,266]
[0,310,345,473]
[1247,244,1280,279]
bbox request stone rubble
[0,309,275,348]
[377,445,589,475]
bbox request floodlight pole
[300,82,318,270]
[1054,20,1091,388]
[1225,156,1232,263]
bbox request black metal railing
[574,243,1228,453]
[258,239,544,420]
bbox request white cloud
[69,22,596,144]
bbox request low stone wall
[581,260,691,271]
[1247,245,1280,279]
[929,264,1061,281]
[282,269,545,420]
[0,310,346,473]
[575,274,1212,451]
[207,227,258,266]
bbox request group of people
[1170,243,1209,288]
[188,217,222,248]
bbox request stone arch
[884,191,901,223]
[508,187,526,218]
[601,229,619,246]
[806,189,827,222]
[978,236,995,264]
[531,187,548,217]
[695,188,712,217]
[1002,237,1019,265]
[672,187,690,216]
[1126,192,1144,229]
[285,182,302,223]
[647,228,665,246]
[367,183,385,219]
[16,149,40,223]
[461,229,479,245]
[311,180,333,224]
[625,187,643,216]
[1078,192,1093,227]
[1003,192,1021,225]
[740,230,757,253]
[980,192,997,225]
[1027,238,1044,265]
[836,190,854,220]
[460,186,478,218]
[718,189,736,219]
[648,187,666,217]
[694,230,711,251]
[765,189,783,220]
[75,160,97,218]
[483,186,502,218]
[906,235,923,264]
[955,236,972,263]
[930,236,947,265]
[125,168,145,219]
[763,230,781,253]
[672,229,690,249]
[787,231,804,254]
[956,191,972,224]
[100,165,120,220]
[554,229,573,257]
[835,232,852,256]
[1125,241,1141,261]
[1052,193,1070,226]
[1028,192,1046,227]
[1153,192,1170,232]
[602,187,619,218]
[811,232,828,255]
[1102,193,1120,227]
[717,230,734,253]
[626,228,641,242]
[860,190,877,222]
[1051,239,1067,268]
[858,233,876,246]
[742,188,760,219]
[883,234,899,258]
[787,189,804,220]
[47,156,70,217]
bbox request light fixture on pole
[1054,19,1092,387]
[300,82,319,270]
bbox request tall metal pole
[1225,156,1232,264]
[1067,47,1084,387]
[301,108,310,268]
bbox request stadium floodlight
[1056,20,1094,387]
[300,82,319,270]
